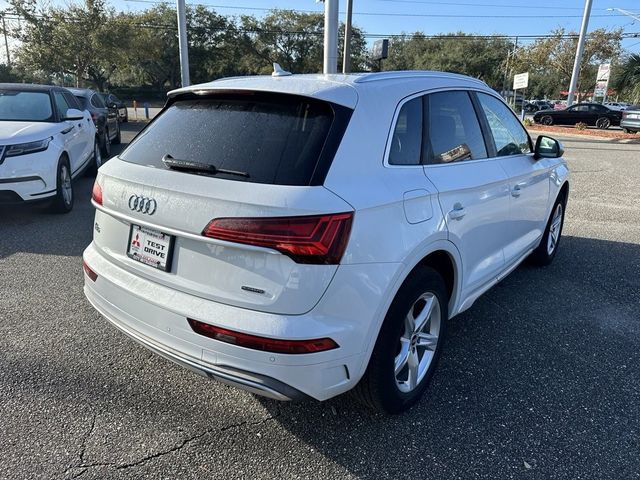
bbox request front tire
[541,115,553,126]
[49,156,73,214]
[353,266,448,414]
[596,117,611,129]
[529,195,566,266]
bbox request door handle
[511,182,527,198]
[449,203,466,220]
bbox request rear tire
[86,137,102,176]
[353,266,448,414]
[100,130,111,157]
[622,128,636,134]
[49,156,73,214]
[596,117,611,129]
[529,194,566,266]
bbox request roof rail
[353,71,487,86]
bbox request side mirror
[534,135,564,159]
[64,108,84,121]
[108,102,117,109]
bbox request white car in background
[83,71,569,413]
[0,84,99,212]
[604,102,630,111]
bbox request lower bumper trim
[86,287,311,402]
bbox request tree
[613,54,640,103]
[512,28,623,100]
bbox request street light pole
[567,0,593,106]
[176,0,190,87]
[323,0,339,74]
[342,0,353,74]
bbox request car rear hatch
[91,90,354,316]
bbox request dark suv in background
[69,88,120,156]
[100,93,128,123]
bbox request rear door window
[120,93,347,186]
[424,91,487,164]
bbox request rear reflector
[91,181,103,205]
[83,260,97,282]
[187,318,339,354]
[202,212,353,264]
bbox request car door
[421,90,510,296]
[53,91,84,173]
[474,92,551,269]
[63,91,93,166]
[92,93,117,139]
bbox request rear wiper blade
[162,154,250,178]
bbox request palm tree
[615,54,640,103]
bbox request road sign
[372,39,389,61]
[513,72,529,90]
[594,63,611,97]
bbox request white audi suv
[0,84,99,212]
[83,71,569,413]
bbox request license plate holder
[127,224,175,272]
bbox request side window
[63,92,80,110]
[388,96,423,165]
[91,93,105,109]
[74,96,87,109]
[590,105,606,113]
[571,105,588,112]
[477,93,531,157]
[424,91,487,164]
[53,92,71,119]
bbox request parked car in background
[604,101,630,111]
[531,100,554,111]
[69,87,120,157]
[533,102,622,129]
[100,93,128,123]
[621,105,640,134]
[83,71,569,413]
[0,83,98,212]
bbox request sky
[108,0,640,52]
[2,0,639,53]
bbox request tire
[86,137,102,176]
[112,121,121,145]
[529,194,566,266]
[541,115,553,126]
[353,266,448,414]
[123,111,128,123]
[595,117,611,130]
[622,128,636,134]
[49,156,74,214]
[100,129,111,157]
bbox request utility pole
[1,14,10,66]
[342,0,353,74]
[176,0,190,87]
[323,0,339,74]
[567,0,593,106]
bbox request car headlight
[4,137,52,157]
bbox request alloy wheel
[547,203,563,255]
[61,164,72,206]
[394,292,441,393]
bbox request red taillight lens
[83,260,97,282]
[202,212,353,264]
[91,181,103,205]
[622,111,628,119]
[187,318,338,354]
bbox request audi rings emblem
[128,195,157,215]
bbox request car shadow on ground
[254,235,639,478]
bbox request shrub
[523,118,533,127]
[575,122,588,131]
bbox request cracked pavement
[1,124,639,479]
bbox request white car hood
[0,121,61,145]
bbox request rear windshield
[120,93,349,186]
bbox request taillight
[83,260,98,282]
[622,111,628,119]
[187,318,338,354]
[202,212,353,265]
[91,181,103,205]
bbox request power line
[123,0,628,19]
[377,0,587,10]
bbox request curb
[527,129,640,144]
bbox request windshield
[120,93,349,186]
[0,90,54,122]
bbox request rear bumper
[83,242,402,401]
[621,118,640,131]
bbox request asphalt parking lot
[1,122,639,480]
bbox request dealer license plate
[127,224,175,272]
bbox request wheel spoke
[407,349,419,389]
[394,342,410,376]
[416,332,438,350]
[413,296,435,334]
[404,311,415,337]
